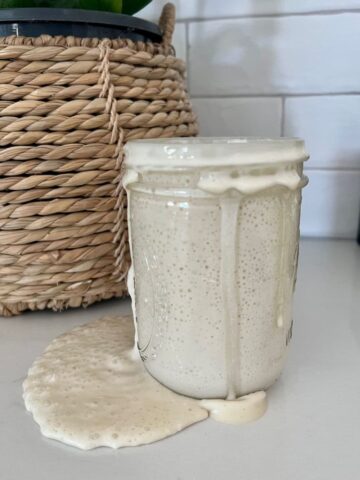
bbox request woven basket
[0,3,197,316]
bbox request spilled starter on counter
[23,315,267,450]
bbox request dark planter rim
[0,8,162,41]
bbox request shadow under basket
[0,3,197,316]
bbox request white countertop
[1,239,359,480]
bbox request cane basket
[0,3,197,316]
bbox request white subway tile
[138,0,184,21]
[285,96,360,169]
[139,0,360,21]
[189,14,360,95]
[172,23,186,61]
[192,97,282,136]
[300,170,360,238]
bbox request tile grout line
[300,234,358,240]
[175,8,360,24]
[280,97,286,136]
[190,92,360,99]
[304,167,360,172]
[184,21,191,94]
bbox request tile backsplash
[140,1,360,239]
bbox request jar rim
[124,137,309,169]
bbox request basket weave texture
[0,3,197,316]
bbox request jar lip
[124,137,309,169]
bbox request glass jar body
[126,159,305,399]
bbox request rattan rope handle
[98,39,127,283]
[159,3,176,51]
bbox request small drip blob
[200,391,267,425]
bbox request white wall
[140,0,360,239]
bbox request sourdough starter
[125,138,308,399]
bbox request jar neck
[124,162,307,196]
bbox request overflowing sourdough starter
[125,167,305,399]
[23,139,309,449]
[23,315,267,450]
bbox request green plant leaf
[121,0,152,15]
[0,0,154,14]
[79,0,123,12]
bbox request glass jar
[124,138,309,399]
